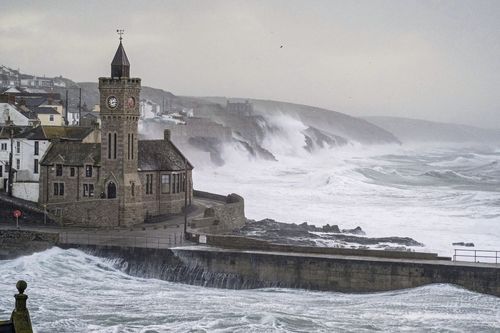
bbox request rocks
[321,224,341,233]
[341,226,365,235]
[237,218,424,250]
[452,242,475,247]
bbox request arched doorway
[107,182,117,199]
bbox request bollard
[11,280,33,333]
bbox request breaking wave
[0,248,499,332]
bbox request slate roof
[15,126,94,141]
[17,96,47,108]
[112,42,130,67]
[138,140,193,171]
[40,138,193,171]
[40,142,101,166]
[33,106,59,115]
[111,42,130,78]
[0,126,30,139]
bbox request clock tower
[98,35,143,226]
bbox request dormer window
[85,165,93,177]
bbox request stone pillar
[10,280,33,333]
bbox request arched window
[107,181,117,199]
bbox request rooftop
[15,126,94,140]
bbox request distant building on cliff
[226,100,253,116]
[38,38,193,227]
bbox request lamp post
[184,156,188,240]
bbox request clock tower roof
[111,41,130,78]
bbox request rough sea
[2,128,500,331]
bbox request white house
[0,103,31,126]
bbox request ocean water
[195,141,500,257]
[0,248,499,333]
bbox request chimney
[164,129,171,141]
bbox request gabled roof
[17,96,47,108]
[33,106,59,115]
[15,126,94,141]
[40,142,101,166]
[4,87,20,94]
[138,139,193,171]
[0,126,30,139]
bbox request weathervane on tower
[117,29,124,42]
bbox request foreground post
[11,280,33,333]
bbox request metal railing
[453,249,499,264]
[58,231,186,249]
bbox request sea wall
[0,230,58,260]
[188,233,445,261]
[190,191,245,233]
[173,247,500,296]
[59,244,500,297]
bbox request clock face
[107,96,118,109]
[127,97,135,108]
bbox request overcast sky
[1,0,499,127]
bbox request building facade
[38,39,193,227]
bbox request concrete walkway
[0,197,221,249]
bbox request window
[182,173,186,192]
[108,133,112,159]
[53,182,64,196]
[161,174,170,193]
[49,115,54,121]
[0,165,3,177]
[83,184,94,197]
[56,164,63,176]
[131,134,134,159]
[146,174,153,195]
[171,174,176,194]
[131,182,135,196]
[16,141,20,154]
[113,133,117,159]
[70,167,75,177]
[1,143,7,151]
[127,133,131,160]
[34,159,39,174]
[34,141,39,156]
[85,165,92,177]
[16,159,20,170]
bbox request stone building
[38,39,193,227]
[227,100,253,116]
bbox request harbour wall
[189,191,245,233]
[54,243,499,297]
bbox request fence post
[474,250,477,263]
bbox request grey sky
[1,0,499,128]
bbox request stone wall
[188,234,444,261]
[0,230,58,260]
[173,247,500,297]
[46,198,120,227]
[190,191,245,233]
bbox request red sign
[13,210,22,218]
